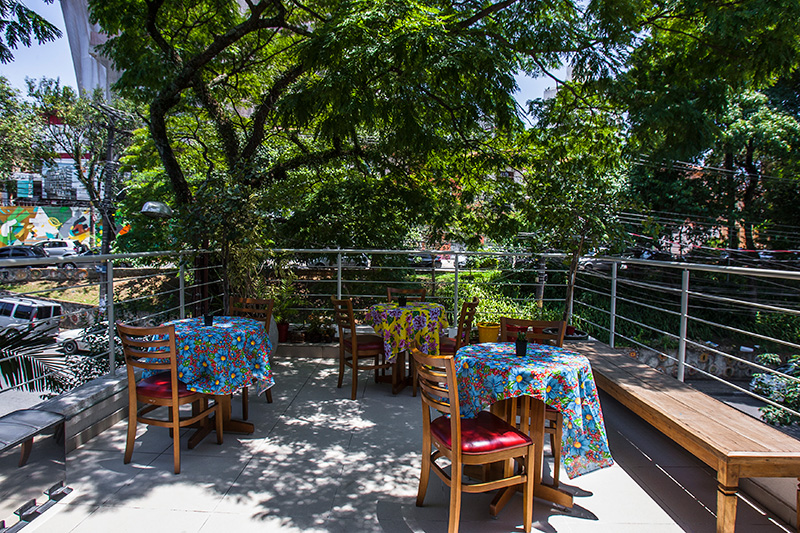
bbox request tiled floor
[22,356,794,533]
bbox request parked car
[60,322,119,355]
[0,244,49,261]
[36,239,79,257]
[578,254,627,272]
[0,244,77,268]
[408,253,442,268]
[0,297,62,338]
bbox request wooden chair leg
[242,386,249,420]
[214,399,223,445]
[337,347,345,388]
[265,388,273,403]
[553,414,562,487]
[448,461,463,533]
[351,351,359,400]
[124,403,137,464]
[172,405,181,475]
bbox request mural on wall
[0,207,99,247]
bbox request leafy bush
[750,353,800,426]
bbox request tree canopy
[85,0,800,257]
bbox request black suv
[0,245,49,260]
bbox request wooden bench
[573,340,800,533]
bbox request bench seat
[573,341,800,533]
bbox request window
[13,305,33,320]
[0,302,13,316]
[38,307,51,319]
[10,248,29,257]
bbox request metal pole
[677,268,690,382]
[106,259,115,375]
[336,251,342,299]
[453,254,460,323]
[535,256,546,308]
[179,258,186,319]
[610,262,617,348]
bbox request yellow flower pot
[477,322,500,344]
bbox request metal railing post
[179,258,186,319]
[106,260,115,375]
[610,262,618,347]
[453,254,460,322]
[677,268,690,382]
[336,251,342,299]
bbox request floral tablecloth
[365,302,448,362]
[455,342,614,479]
[165,317,274,396]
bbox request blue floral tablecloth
[455,342,614,479]
[365,302,448,362]
[166,317,274,396]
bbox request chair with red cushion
[331,297,397,400]
[117,322,223,474]
[499,317,566,488]
[410,297,479,396]
[439,297,480,356]
[229,296,275,418]
[411,345,534,533]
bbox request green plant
[269,271,302,324]
[750,353,800,426]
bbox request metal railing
[3,246,800,426]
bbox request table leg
[489,397,574,514]
[189,393,254,448]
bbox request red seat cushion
[431,411,532,454]
[343,334,384,352]
[439,336,457,354]
[137,371,194,399]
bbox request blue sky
[0,1,557,106]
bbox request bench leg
[716,483,738,533]
[18,437,33,467]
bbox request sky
[0,1,558,105]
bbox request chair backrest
[452,297,479,351]
[410,344,462,450]
[116,322,181,395]
[230,296,274,326]
[387,287,427,302]
[331,296,360,349]
[499,317,566,347]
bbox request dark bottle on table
[398,295,407,307]
[515,330,527,357]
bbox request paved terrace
[25,356,793,533]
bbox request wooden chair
[411,345,534,533]
[499,317,567,487]
[410,297,480,397]
[117,322,223,474]
[499,317,566,346]
[439,298,480,356]
[386,287,427,302]
[331,297,397,400]
[229,296,275,419]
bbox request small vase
[515,338,527,357]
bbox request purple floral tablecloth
[455,342,614,479]
[365,302,448,362]
[165,317,274,396]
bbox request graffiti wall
[0,206,98,247]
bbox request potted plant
[270,273,301,343]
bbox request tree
[519,86,629,322]
[28,77,139,249]
[0,0,61,63]
[0,75,45,180]
[87,0,800,267]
